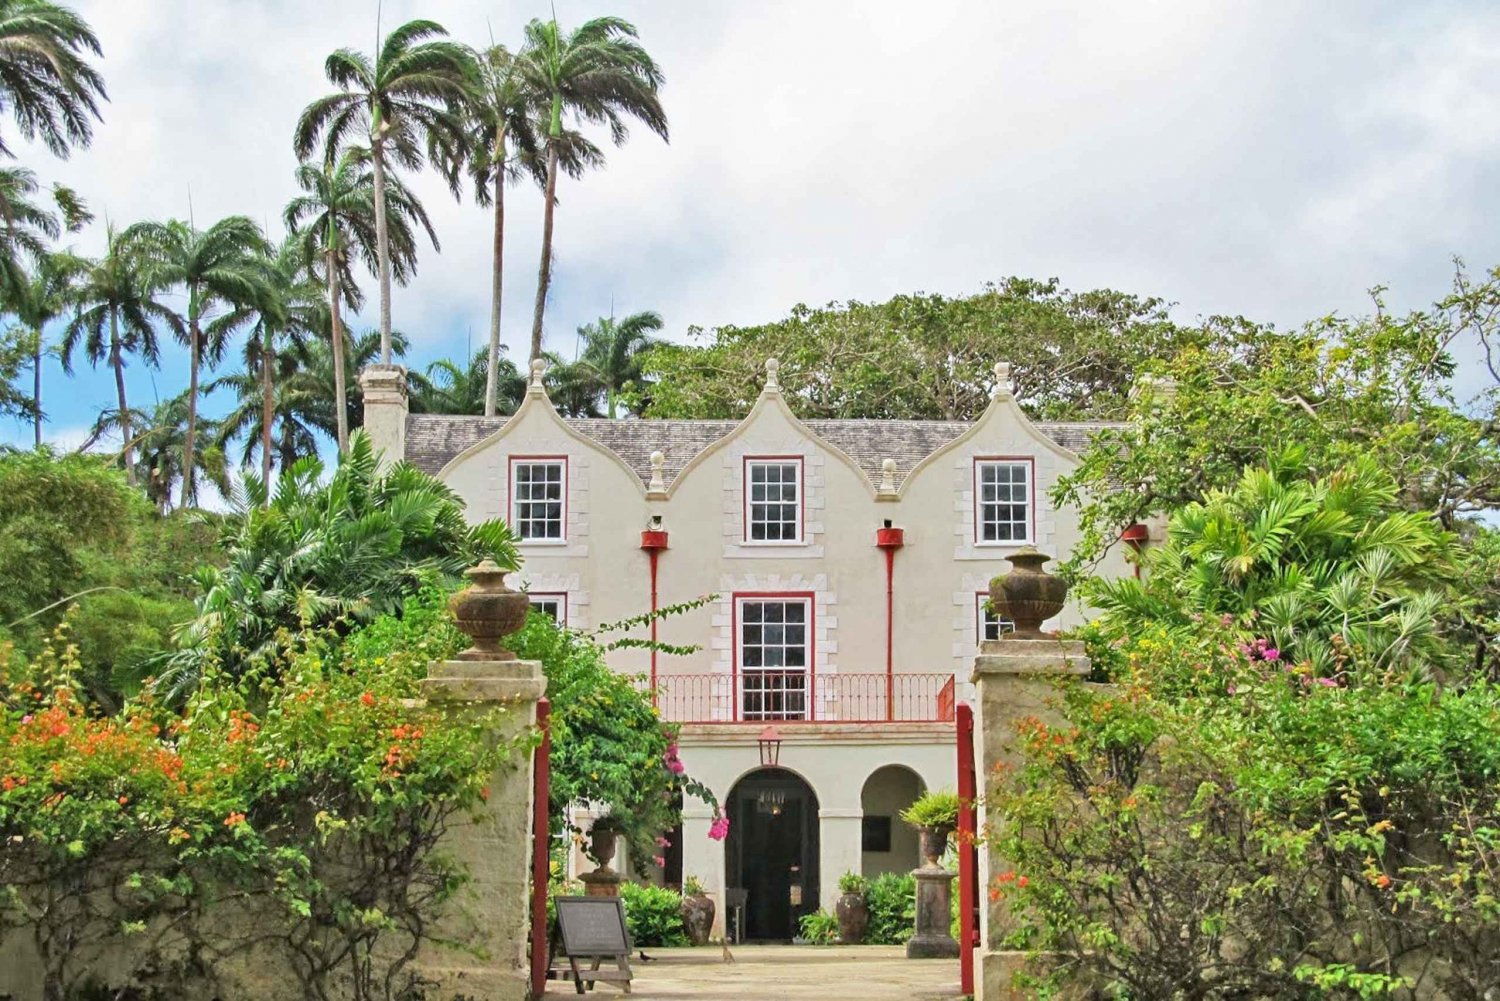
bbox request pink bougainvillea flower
[667,758,686,775]
[653,855,666,867]
[1314,677,1339,687]
[708,816,730,840]
[656,836,672,848]
[1263,648,1280,661]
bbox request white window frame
[743,457,804,545]
[974,458,1033,546]
[510,457,567,544]
[976,592,1015,643]
[527,592,567,626]
[736,595,812,721]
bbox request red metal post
[957,702,978,996]
[640,530,669,704]
[529,698,552,999]
[876,526,904,722]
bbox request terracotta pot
[835,892,869,944]
[988,547,1069,637]
[448,559,530,661]
[680,892,715,946]
[919,826,952,867]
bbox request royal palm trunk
[110,309,133,485]
[529,141,560,362]
[261,328,274,485]
[326,245,348,452]
[32,333,41,448]
[370,127,394,366]
[485,157,506,417]
[182,293,201,507]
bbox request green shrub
[900,789,959,830]
[797,909,839,945]
[864,872,916,945]
[619,882,687,947]
[837,870,866,894]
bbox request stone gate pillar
[416,560,547,1001]
[971,637,1089,1000]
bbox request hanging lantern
[757,725,783,767]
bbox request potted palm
[834,872,869,944]
[679,875,715,945]
[901,790,960,867]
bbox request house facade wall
[367,359,1132,932]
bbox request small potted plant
[834,871,869,944]
[901,790,960,868]
[679,875,715,945]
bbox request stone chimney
[359,364,408,467]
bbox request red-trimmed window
[744,457,803,543]
[528,592,567,626]
[736,595,812,720]
[510,457,566,542]
[976,592,1016,642]
[974,458,1034,545]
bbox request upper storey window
[744,458,803,543]
[975,458,1033,545]
[511,458,566,542]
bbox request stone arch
[723,766,821,940]
[860,764,927,878]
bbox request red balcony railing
[651,672,957,723]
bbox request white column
[681,805,727,938]
[818,807,863,914]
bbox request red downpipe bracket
[876,525,905,722]
[641,529,669,699]
[957,703,978,995]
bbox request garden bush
[992,460,1500,1000]
[618,882,687,947]
[864,872,915,945]
[797,909,839,945]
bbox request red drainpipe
[1121,522,1149,579]
[875,522,905,722]
[641,527,670,699]
[528,697,551,999]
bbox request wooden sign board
[552,896,634,994]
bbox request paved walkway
[550,944,963,1001]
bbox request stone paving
[556,944,963,1001]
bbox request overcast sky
[6,0,1500,452]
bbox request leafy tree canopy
[643,277,1199,421]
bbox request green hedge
[619,882,688,947]
[865,872,916,945]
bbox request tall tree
[6,248,83,445]
[460,43,541,417]
[81,391,231,512]
[0,164,58,292]
[0,0,105,159]
[285,150,435,452]
[293,18,474,367]
[60,224,181,484]
[409,349,524,416]
[519,15,667,362]
[573,309,663,417]
[124,216,268,505]
[242,235,322,484]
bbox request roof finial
[763,357,781,394]
[648,450,667,497]
[878,457,898,497]
[528,357,547,395]
[991,361,1013,401]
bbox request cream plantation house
[359,357,1131,941]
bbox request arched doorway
[860,765,926,878]
[725,767,819,941]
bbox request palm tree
[284,149,435,452]
[124,216,268,505]
[461,43,542,417]
[60,224,181,484]
[82,391,231,511]
[0,164,59,293]
[574,309,663,417]
[409,349,524,416]
[519,15,667,362]
[293,18,474,367]
[0,0,105,159]
[242,236,322,484]
[5,248,83,445]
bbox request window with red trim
[744,458,802,543]
[737,596,810,720]
[511,459,565,541]
[975,459,1032,544]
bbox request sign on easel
[551,896,634,994]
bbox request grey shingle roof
[404,412,1119,488]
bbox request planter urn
[581,822,624,898]
[919,826,953,868]
[835,892,869,944]
[680,892,716,946]
[988,547,1069,636]
[448,559,530,661]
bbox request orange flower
[117,795,129,806]
[1375,873,1391,889]
[224,811,247,828]
[360,692,375,707]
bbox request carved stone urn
[919,826,952,868]
[988,547,1069,637]
[448,559,530,661]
